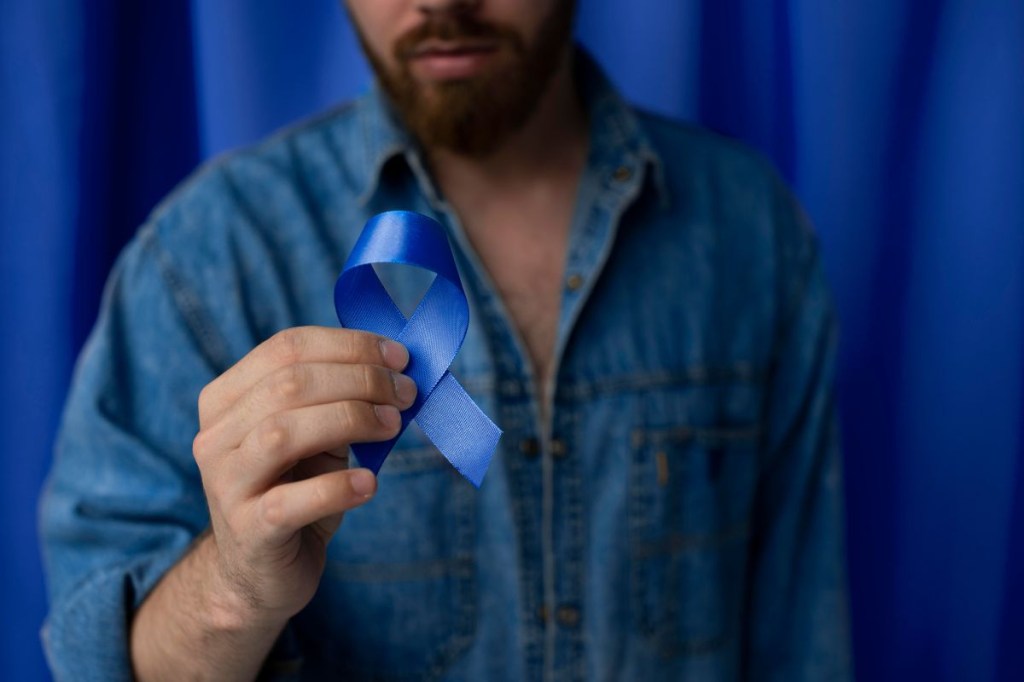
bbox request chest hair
[462,205,571,392]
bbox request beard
[355,2,577,158]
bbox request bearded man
[40,1,852,680]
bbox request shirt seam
[140,227,233,374]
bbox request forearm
[129,531,287,682]
[129,326,398,680]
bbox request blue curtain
[3,1,1022,679]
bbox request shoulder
[147,99,364,246]
[109,99,374,365]
[636,109,793,209]
[128,97,373,301]
[631,109,825,331]
[636,108,817,260]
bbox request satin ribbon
[334,211,501,487]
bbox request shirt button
[566,273,584,291]
[537,605,549,624]
[520,438,540,458]
[556,605,581,628]
[550,438,567,460]
[613,165,632,182]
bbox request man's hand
[194,325,415,620]
[131,326,415,681]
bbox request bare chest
[464,213,569,386]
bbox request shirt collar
[575,48,669,208]
[353,84,411,206]
[352,46,669,208]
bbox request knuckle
[272,364,306,401]
[253,416,289,456]
[310,477,331,513]
[337,329,361,360]
[269,328,304,365]
[192,429,210,461]
[367,334,388,364]
[259,491,286,531]
[340,329,377,362]
[360,364,384,397]
[335,401,360,434]
[338,401,385,440]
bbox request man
[40,0,851,679]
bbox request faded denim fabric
[40,54,852,681]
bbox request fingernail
[350,468,376,497]
[392,373,417,406]
[374,404,400,429]
[379,339,409,371]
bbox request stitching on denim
[631,425,763,448]
[504,402,546,679]
[144,231,232,372]
[558,407,587,682]
[629,403,755,660]
[328,418,478,681]
[282,133,344,279]
[328,524,475,680]
[629,426,653,641]
[467,367,767,402]
[435,461,478,681]
[556,366,767,401]
[218,164,309,325]
[556,162,644,389]
[146,101,359,226]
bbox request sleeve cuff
[42,545,189,682]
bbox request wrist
[194,533,286,637]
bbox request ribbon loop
[334,211,501,487]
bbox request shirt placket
[545,152,647,682]
[402,131,649,681]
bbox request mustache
[394,14,523,60]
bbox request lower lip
[409,50,498,81]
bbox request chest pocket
[629,416,760,658]
[296,428,477,680]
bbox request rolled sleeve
[39,226,217,681]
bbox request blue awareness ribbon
[334,211,502,487]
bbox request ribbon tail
[350,440,394,475]
[416,372,502,487]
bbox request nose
[415,0,481,17]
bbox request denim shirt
[40,54,851,681]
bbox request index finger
[199,326,409,427]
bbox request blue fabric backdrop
[2,1,1022,679]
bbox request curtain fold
[3,1,1021,679]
